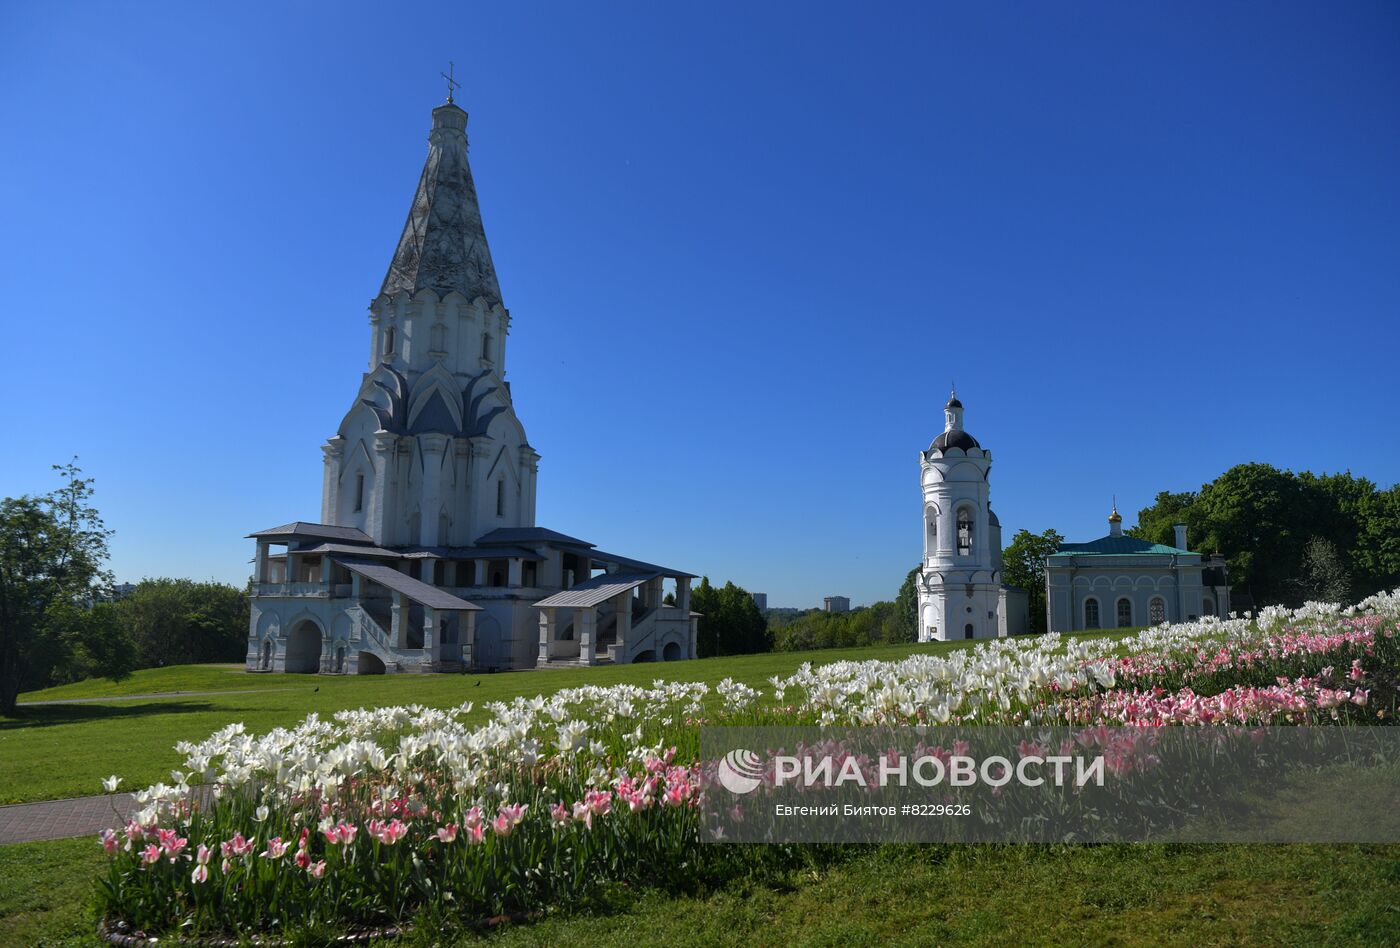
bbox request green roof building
[1044,505,1231,633]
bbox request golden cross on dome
[441,62,461,104]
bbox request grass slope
[4,641,984,804]
[4,841,1397,946]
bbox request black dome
[930,430,981,451]
[945,396,963,409]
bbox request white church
[245,95,698,674]
[915,391,1030,641]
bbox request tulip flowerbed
[97,590,1400,942]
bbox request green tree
[890,566,919,643]
[1354,486,1400,598]
[1126,491,1197,547]
[1294,536,1352,605]
[0,462,116,714]
[1193,464,1315,606]
[115,579,250,667]
[1001,528,1063,634]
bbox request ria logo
[716,748,765,795]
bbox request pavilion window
[496,479,505,517]
[1150,597,1166,624]
[354,474,365,512]
[956,510,973,556]
[1116,598,1133,628]
[1085,598,1100,630]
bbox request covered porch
[533,572,692,666]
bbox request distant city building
[750,592,768,611]
[823,596,850,613]
[915,389,1029,641]
[1045,512,1230,633]
[93,582,137,605]
[244,95,697,675]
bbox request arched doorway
[662,641,682,661]
[633,649,656,663]
[356,651,386,675]
[259,638,273,670]
[285,621,323,673]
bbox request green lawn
[4,641,982,805]
[4,839,1397,946]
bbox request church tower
[916,388,1006,641]
[319,98,539,548]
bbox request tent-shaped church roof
[379,102,503,304]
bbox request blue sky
[2,2,1397,607]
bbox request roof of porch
[335,559,482,611]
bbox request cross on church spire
[441,62,461,105]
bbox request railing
[253,582,328,598]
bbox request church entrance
[285,621,323,673]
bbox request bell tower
[916,388,1005,641]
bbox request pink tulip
[308,859,327,879]
[434,823,458,843]
[323,820,357,845]
[465,822,485,845]
[549,802,570,825]
[98,829,118,855]
[261,837,289,860]
[140,844,161,865]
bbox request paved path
[18,688,291,706]
[0,792,135,845]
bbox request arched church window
[384,326,396,355]
[1084,598,1100,630]
[1116,598,1133,628]
[496,479,505,517]
[354,474,365,513]
[964,624,974,639]
[431,322,446,352]
[956,509,973,556]
[482,333,492,361]
[1150,597,1167,624]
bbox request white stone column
[391,591,406,649]
[452,439,471,543]
[419,433,450,546]
[468,440,491,539]
[614,591,632,650]
[321,438,345,523]
[677,578,691,612]
[507,558,522,587]
[254,541,271,584]
[462,611,476,668]
[369,432,397,544]
[537,608,555,663]
[422,606,438,671]
[576,607,596,665]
